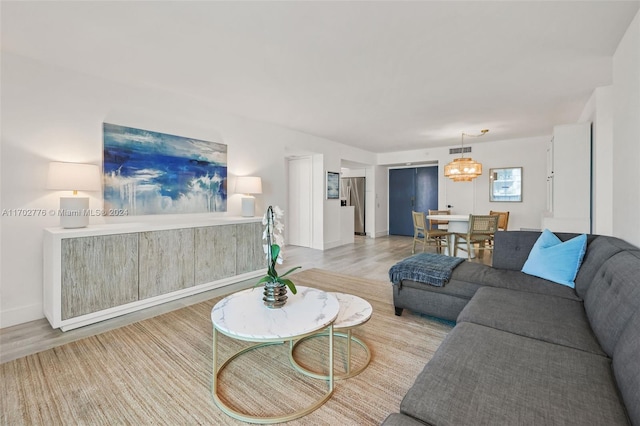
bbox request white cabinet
[194,225,237,283]
[543,123,591,233]
[236,221,266,274]
[340,206,355,245]
[139,228,196,299]
[44,218,265,331]
[61,234,138,320]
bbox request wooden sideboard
[44,217,265,331]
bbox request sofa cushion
[584,250,640,357]
[521,230,587,288]
[613,309,640,426]
[492,230,542,270]
[452,262,581,301]
[492,230,596,271]
[381,413,432,426]
[575,235,640,299]
[400,322,629,426]
[399,276,480,300]
[457,287,605,356]
[393,283,472,322]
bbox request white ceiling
[2,1,638,152]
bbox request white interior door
[287,157,312,247]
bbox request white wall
[287,156,313,247]
[579,86,614,236]
[373,165,389,237]
[0,52,375,327]
[378,136,549,232]
[322,154,343,249]
[612,10,640,246]
[341,168,366,178]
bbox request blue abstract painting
[103,123,227,215]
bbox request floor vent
[449,147,472,155]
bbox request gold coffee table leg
[212,325,335,424]
[290,329,371,380]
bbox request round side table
[290,292,373,380]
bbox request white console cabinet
[44,218,265,331]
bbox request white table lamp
[47,162,102,228]
[235,176,262,217]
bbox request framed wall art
[326,171,340,199]
[489,167,522,202]
[103,123,227,215]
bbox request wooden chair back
[428,209,450,229]
[411,212,427,229]
[412,211,427,235]
[469,214,499,235]
[489,210,510,231]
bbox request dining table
[426,214,475,258]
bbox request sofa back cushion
[613,308,640,426]
[493,231,595,272]
[584,250,640,357]
[575,236,640,298]
[493,231,544,270]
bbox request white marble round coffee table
[290,292,373,380]
[210,286,339,424]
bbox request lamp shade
[235,176,262,194]
[444,129,488,182]
[444,158,483,182]
[47,162,102,191]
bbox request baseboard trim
[323,239,343,250]
[1,303,43,329]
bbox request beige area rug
[1,269,452,425]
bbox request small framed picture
[490,167,523,202]
[326,171,340,199]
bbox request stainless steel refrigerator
[340,177,366,235]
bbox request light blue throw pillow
[521,229,587,288]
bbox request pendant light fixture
[444,129,489,182]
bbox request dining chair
[453,214,499,259]
[489,210,510,231]
[428,209,451,231]
[412,211,450,254]
[488,210,509,249]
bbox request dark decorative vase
[263,282,288,308]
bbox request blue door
[389,167,439,236]
[389,168,415,236]
[415,166,439,212]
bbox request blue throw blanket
[388,253,465,287]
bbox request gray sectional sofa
[384,231,640,426]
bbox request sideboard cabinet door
[139,229,195,299]
[194,225,237,284]
[61,234,138,320]
[236,222,265,274]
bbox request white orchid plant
[257,205,301,294]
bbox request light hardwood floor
[0,235,491,363]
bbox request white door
[287,157,312,247]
